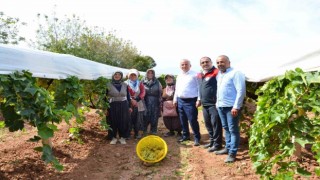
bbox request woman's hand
[131,99,137,107]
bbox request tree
[33,13,156,70]
[0,11,26,44]
[130,55,157,71]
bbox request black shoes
[178,137,190,142]
[208,146,222,153]
[178,137,200,146]
[224,154,236,163]
[215,148,228,155]
[203,142,213,149]
[194,139,200,146]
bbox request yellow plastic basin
[136,135,168,163]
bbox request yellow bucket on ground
[136,135,168,163]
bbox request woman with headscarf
[127,69,146,139]
[143,69,162,135]
[162,74,182,137]
[106,71,132,144]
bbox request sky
[1,0,320,77]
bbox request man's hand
[129,108,133,113]
[196,100,201,108]
[231,108,238,117]
[173,101,177,107]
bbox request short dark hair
[218,55,230,62]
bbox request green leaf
[69,127,79,134]
[296,167,311,176]
[47,123,58,131]
[1,104,24,131]
[315,167,320,176]
[52,159,64,171]
[20,109,35,116]
[38,124,54,139]
[34,146,43,152]
[295,137,313,147]
[24,87,38,96]
[0,121,5,128]
[41,144,54,163]
[29,135,42,142]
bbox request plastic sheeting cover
[0,44,140,80]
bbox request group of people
[106,68,162,145]
[105,54,246,163]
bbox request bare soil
[0,106,317,180]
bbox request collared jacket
[198,66,219,107]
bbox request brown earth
[0,106,317,180]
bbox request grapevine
[0,71,110,170]
[249,68,320,179]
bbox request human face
[216,56,230,72]
[113,72,122,81]
[200,57,212,71]
[129,74,137,81]
[147,71,154,80]
[180,59,191,73]
[165,77,174,84]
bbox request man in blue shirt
[215,55,246,163]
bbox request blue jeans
[177,97,201,141]
[202,106,222,148]
[217,107,240,155]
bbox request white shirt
[173,70,200,101]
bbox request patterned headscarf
[112,71,123,84]
[144,69,156,87]
[127,69,140,92]
[165,74,175,96]
[165,74,175,86]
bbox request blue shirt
[216,67,246,109]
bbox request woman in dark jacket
[143,69,162,135]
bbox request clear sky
[1,0,320,76]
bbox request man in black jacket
[198,56,223,152]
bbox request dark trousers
[108,101,129,138]
[127,107,144,137]
[177,97,201,140]
[144,96,160,133]
[202,106,222,147]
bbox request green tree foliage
[129,55,157,71]
[249,68,320,179]
[0,11,26,44]
[32,13,156,70]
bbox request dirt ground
[0,107,317,180]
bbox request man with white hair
[173,59,201,146]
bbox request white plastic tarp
[1,44,320,82]
[0,44,143,80]
[238,49,320,82]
